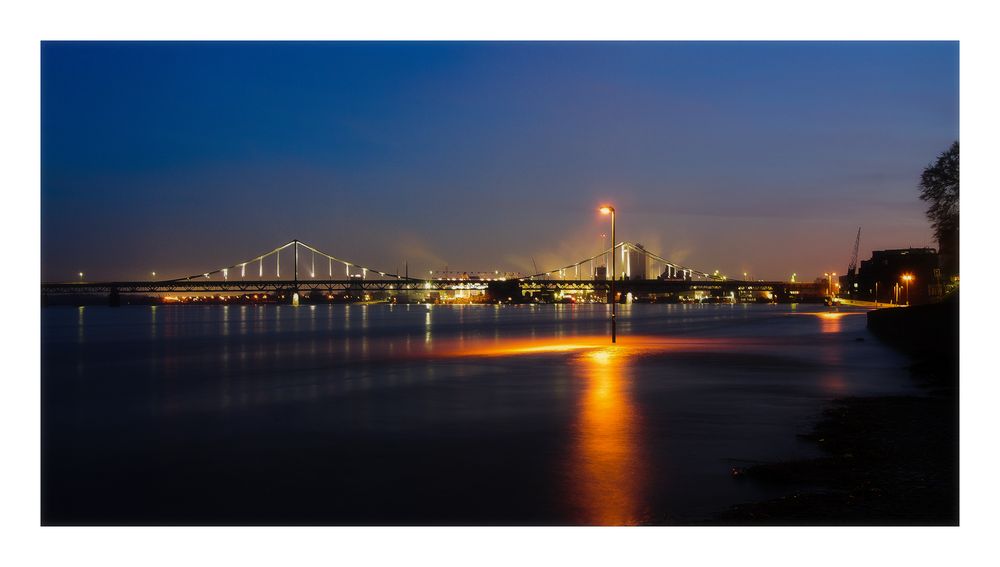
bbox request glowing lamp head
[599,206,614,215]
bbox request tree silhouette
[919,141,959,274]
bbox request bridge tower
[290,239,301,306]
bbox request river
[41,303,918,525]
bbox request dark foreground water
[42,303,917,525]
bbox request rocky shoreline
[709,297,959,525]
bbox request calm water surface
[42,303,917,525]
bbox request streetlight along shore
[599,205,616,343]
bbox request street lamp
[599,205,616,343]
[901,274,913,306]
[78,272,84,282]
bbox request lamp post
[902,274,913,306]
[600,205,616,343]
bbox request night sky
[41,41,958,281]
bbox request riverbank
[712,295,959,525]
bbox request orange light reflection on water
[819,313,844,334]
[793,311,863,334]
[804,314,854,393]
[412,334,764,525]
[571,346,646,525]
[429,335,745,359]
[399,320,861,523]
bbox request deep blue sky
[41,42,958,281]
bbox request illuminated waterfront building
[846,247,943,305]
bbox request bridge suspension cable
[169,240,409,282]
[161,239,717,284]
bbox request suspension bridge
[40,239,827,303]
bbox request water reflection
[796,311,863,334]
[430,335,737,361]
[76,306,85,343]
[43,303,920,524]
[570,346,646,525]
[814,314,851,394]
[817,312,845,333]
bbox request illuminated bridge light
[62,239,729,302]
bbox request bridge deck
[41,279,825,295]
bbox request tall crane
[846,227,861,294]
